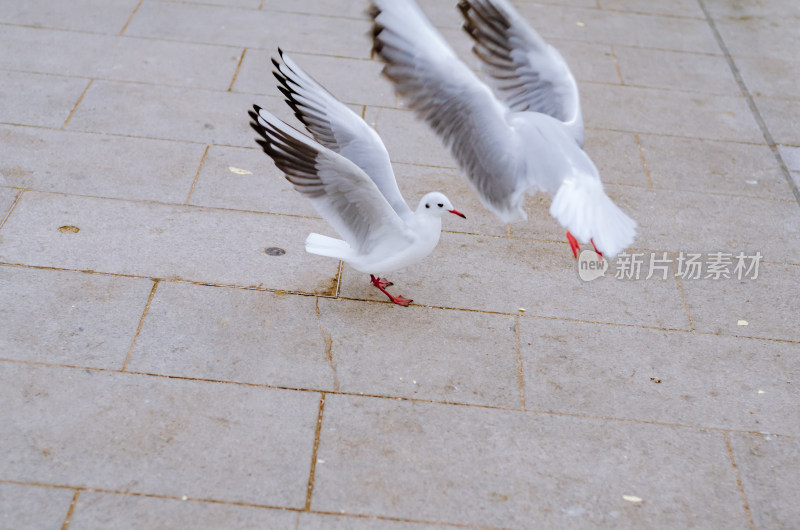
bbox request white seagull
[370,0,636,258]
[249,50,466,306]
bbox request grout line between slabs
[0,189,25,231]
[121,280,160,371]
[61,79,93,130]
[697,0,800,207]
[304,393,326,511]
[60,489,81,530]
[633,133,653,187]
[3,357,799,440]
[119,0,144,36]
[514,315,526,410]
[2,259,798,344]
[0,478,502,529]
[723,432,756,530]
[228,48,247,92]
[185,144,210,204]
[608,44,625,85]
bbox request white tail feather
[549,179,636,258]
[305,233,352,260]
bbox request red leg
[370,275,412,306]
[590,238,603,261]
[566,231,580,259]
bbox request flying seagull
[370,0,636,258]
[249,51,466,306]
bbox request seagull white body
[371,0,636,258]
[249,51,465,305]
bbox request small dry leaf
[518,308,526,312]
[622,495,643,503]
[737,320,749,326]
[228,166,252,175]
[576,21,585,27]
[58,225,80,234]
[650,377,662,384]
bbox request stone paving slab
[637,134,790,199]
[127,282,334,388]
[0,362,321,507]
[0,0,139,34]
[0,482,75,530]
[68,491,298,529]
[318,298,521,408]
[0,125,205,202]
[64,81,284,147]
[681,262,800,342]
[582,84,763,143]
[0,70,89,129]
[728,433,800,529]
[520,318,800,435]
[0,191,339,293]
[339,233,690,330]
[0,265,153,369]
[0,187,18,222]
[514,5,720,53]
[187,144,320,217]
[0,25,242,91]
[235,50,394,108]
[613,46,741,95]
[125,1,372,59]
[313,394,749,529]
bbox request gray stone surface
[64,81,283,147]
[0,25,241,91]
[0,125,205,202]
[338,232,690,329]
[68,491,298,529]
[0,0,139,33]
[0,191,340,293]
[0,482,75,530]
[0,265,153,368]
[0,70,89,129]
[0,188,18,222]
[125,2,372,59]
[728,433,800,529]
[127,282,335,388]
[520,318,800,434]
[0,362,320,507]
[681,262,800,342]
[638,134,789,199]
[187,144,320,217]
[1,0,798,526]
[313,395,749,529]
[318,298,521,407]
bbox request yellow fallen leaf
[228,166,252,175]
[518,308,526,312]
[622,495,643,503]
[737,320,749,326]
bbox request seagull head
[417,192,466,219]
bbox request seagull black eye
[437,203,443,208]
[425,203,430,208]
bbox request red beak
[448,209,466,219]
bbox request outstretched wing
[249,105,410,254]
[371,0,526,223]
[272,50,412,220]
[458,0,584,146]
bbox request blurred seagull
[370,0,636,258]
[249,50,466,306]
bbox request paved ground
[1,0,799,528]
